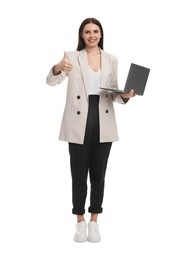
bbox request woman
[46,17,135,242]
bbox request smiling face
[82,23,102,49]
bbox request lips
[88,39,97,43]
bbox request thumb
[63,51,68,60]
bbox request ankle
[90,213,98,222]
[77,215,85,223]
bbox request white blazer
[46,49,126,144]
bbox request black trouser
[68,95,112,215]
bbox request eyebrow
[84,29,100,33]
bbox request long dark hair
[76,18,104,51]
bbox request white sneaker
[74,221,87,242]
[88,221,101,242]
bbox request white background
[0,0,178,259]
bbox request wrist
[52,65,62,75]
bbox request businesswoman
[46,17,135,242]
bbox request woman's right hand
[53,51,73,75]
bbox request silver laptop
[100,63,150,95]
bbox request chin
[87,43,99,47]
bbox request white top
[88,66,101,95]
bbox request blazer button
[77,96,81,99]
[106,94,108,98]
[105,109,109,113]
[77,111,81,115]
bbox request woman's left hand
[120,89,136,99]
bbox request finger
[63,51,68,59]
[129,89,135,97]
[64,63,73,72]
[62,51,70,63]
[130,89,135,94]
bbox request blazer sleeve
[110,56,126,104]
[46,68,67,86]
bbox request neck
[86,46,100,55]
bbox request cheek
[82,37,88,43]
[82,34,87,41]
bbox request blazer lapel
[78,49,89,98]
[100,50,110,88]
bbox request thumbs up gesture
[53,51,73,75]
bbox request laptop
[100,63,150,95]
